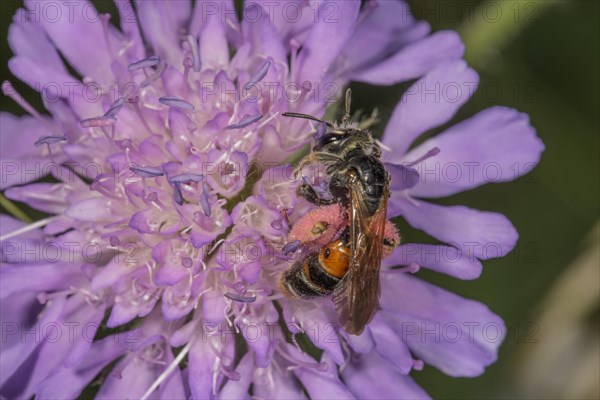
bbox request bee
[279,224,399,300]
[280,89,392,335]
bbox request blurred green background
[1,0,598,398]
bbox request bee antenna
[342,88,352,124]
[281,112,334,128]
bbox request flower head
[0,1,542,399]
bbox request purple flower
[0,1,543,399]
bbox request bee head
[313,131,348,153]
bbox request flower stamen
[244,60,271,90]
[159,96,195,111]
[128,56,161,71]
[226,114,262,130]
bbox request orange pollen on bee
[318,240,350,278]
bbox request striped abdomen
[279,239,350,298]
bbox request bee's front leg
[297,183,335,206]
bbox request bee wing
[332,175,389,335]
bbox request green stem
[0,193,32,222]
[458,0,555,68]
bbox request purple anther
[226,114,262,130]
[200,181,211,217]
[301,80,312,92]
[34,135,67,147]
[182,257,193,268]
[412,359,424,371]
[173,182,184,206]
[105,97,125,117]
[244,60,271,90]
[158,96,195,110]
[224,292,257,303]
[109,235,120,246]
[283,240,301,255]
[127,56,160,71]
[140,61,167,88]
[169,173,205,183]
[129,166,164,178]
[81,116,117,128]
[271,218,283,230]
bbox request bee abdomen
[279,254,341,299]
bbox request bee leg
[297,183,336,206]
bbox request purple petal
[294,353,355,399]
[1,112,46,160]
[406,107,545,198]
[295,1,361,83]
[238,316,276,368]
[226,114,263,130]
[198,11,229,70]
[369,316,414,374]
[161,284,197,321]
[129,165,164,178]
[136,1,189,68]
[96,354,157,399]
[0,215,43,239]
[203,291,228,324]
[91,258,137,292]
[253,363,305,399]
[352,30,464,85]
[218,353,254,400]
[4,183,69,214]
[293,307,344,365]
[62,306,107,368]
[157,346,186,399]
[127,55,161,71]
[7,55,103,120]
[340,1,429,78]
[383,244,483,280]
[65,197,112,222]
[35,336,124,399]
[23,0,115,87]
[380,273,505,377]
[382,60,478,157]
[8,8,67,72]
[241,9,286,65]
[385,163,420,190]
[342,352,430,399]
[0,263,83,299]
[0,295,66,387]
[159,96,195,110]
[154,261,189,287]
[114,0,145,60]
[340,326,375,354]
[188,339,216,399]
[389,197,518,259]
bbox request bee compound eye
[324,248,331,258]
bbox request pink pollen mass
[288,204,346,248]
